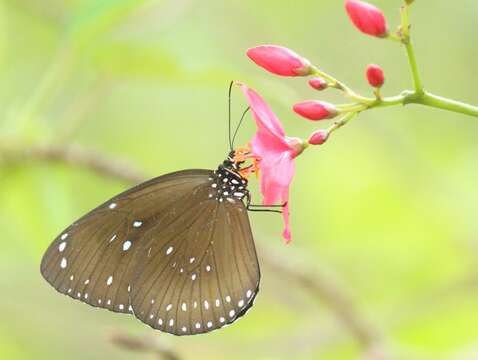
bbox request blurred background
[1,0,477,359]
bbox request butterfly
[40,83,278,335]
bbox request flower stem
[400,4,424,95]
[310,66,374,105]
[411,92,478,117]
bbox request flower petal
[237,83,291,152]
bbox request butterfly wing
[130,193,260,335]
[41,169,260,335]
[40,170,214,314]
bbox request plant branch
[110,332,181,360]
[258,242,385,349]
[0,144,147,184]
[400,4,424,95]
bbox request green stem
[404,42,423,94]
[400,4,424,95]
[310,66,374,105]
[411,92,478,117]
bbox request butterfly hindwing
[130,192,260,335]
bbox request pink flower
[237,82,306,243]
[293,100,338,121]
[345,0,388,38]
[247,45,312,77]
[366,64,385,87]
[308,129,329,145]
[308,77,328,91]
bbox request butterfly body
[41,153,260,335]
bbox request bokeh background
[1,0,477,359]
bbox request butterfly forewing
[41,168,260,335]
[40,170,214,314]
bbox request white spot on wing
[58,242,67,252]
[60,258,67,269]
[166,246,173,255]
[204,300,209,310]
[206,265,211,272]
[238,299,244,307]
[166,304,172,311]
[229,310,235,318]
[133,221,143,228]
[122,240,132,251]
[109,203,117,209]
[109,234,117,243]
[246,290,253,298]
[106,276,113,286]
[182,302,187,311]
[207,321,213,328]
[158,318,163,325]
[61,233,68,240]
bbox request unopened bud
[345,0,389,38]
[293,100,338,121]
[247,45,312,77]
[308,129,329,145]
[366,64,385,87]
[308,77,328,91]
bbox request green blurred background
[1,0,477,359]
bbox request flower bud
[246,45,312,76]
[293,100,338,121]
[345,0,388,38]
[308,129,329,145]
[308,77,328,91]
[366,64,385,87]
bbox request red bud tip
[293,101,338,121]
[345,0,388,38]
[308,77,328,91]
[366,64,385,87]
[308,129,329,145]
[247,45,312,77]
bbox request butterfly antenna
[228,81,234,151]
[231,106,250,148]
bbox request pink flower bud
[247,45,312,77]
[308,130,329,145]
[293,101,338,121]
[345,0,388,38]
[308,77,328,91]
[366,64,385,87]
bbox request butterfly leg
[245,193,285,214]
